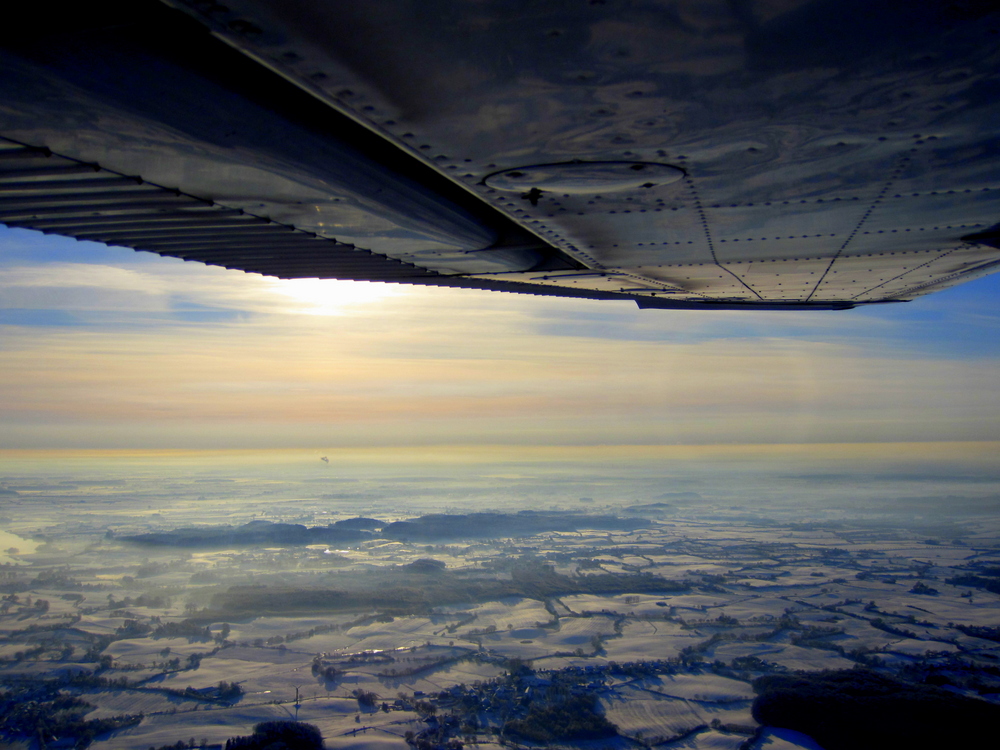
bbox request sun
[265,277,405,316]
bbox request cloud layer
[2,227,999,449]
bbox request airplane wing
[1,0,998,311]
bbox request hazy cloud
[2,227,1000,448]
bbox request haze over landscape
[2,226,1000,750]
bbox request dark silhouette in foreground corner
[224,721,322,750]
[752,669,1000,750]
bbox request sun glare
[266,277,405,315]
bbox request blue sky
[1,225,999,449]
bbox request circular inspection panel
[483,161,685,194]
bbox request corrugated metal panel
[0,139,438,282]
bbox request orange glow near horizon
[2,441,998,466]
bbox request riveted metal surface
[1,0,998,308]
[155,0,1000,305]
[0,2,583,279]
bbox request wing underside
[1,0,998,310]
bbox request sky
[1,224,1000,452]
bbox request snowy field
[1,501,998,750]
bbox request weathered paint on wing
[0,0,998,310]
